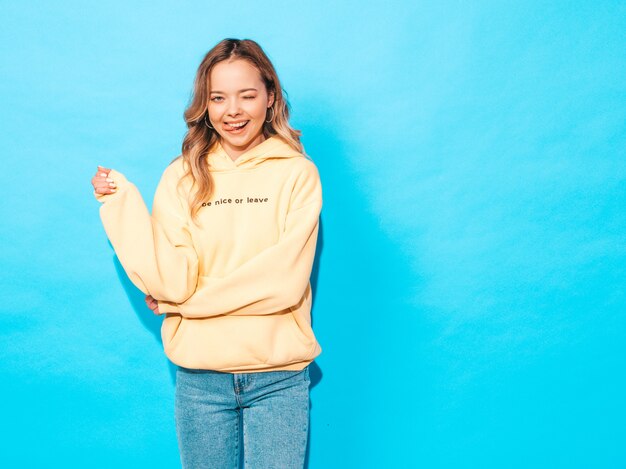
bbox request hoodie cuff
[93,169,129,204]
[158,299,180,314]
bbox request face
[207,59,275,160]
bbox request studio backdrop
[1,1,625,467]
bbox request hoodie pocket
[266,312,317,365]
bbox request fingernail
[100,173,107,177]
[109,182,116,187]
[106,178,114,182]
[110,188,116,192]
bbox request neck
[221,134,267,161]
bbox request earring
[204,116,214,129]
[265,107,275,123]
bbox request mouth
[224,120,250,133]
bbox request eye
[243,95,256,100]
[210,96,224,102]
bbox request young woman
[91,38,322,468]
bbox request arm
[95,165,199,303]
[167,161,322,318]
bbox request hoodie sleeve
[94,165,199,303]
[168,161,322,318]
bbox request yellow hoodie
[94,136,322,372]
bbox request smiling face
[207,59,275,161]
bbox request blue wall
[1,1,625,467]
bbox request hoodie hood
[207,136,304,171]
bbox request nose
[226,97,242,117]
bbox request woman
[91,38,322,468]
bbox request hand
[91,165,117,194]
[145,294,160,315]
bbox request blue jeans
[175,365,310,468]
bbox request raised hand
[91,165,117,195]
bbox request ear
[268,91,275,108]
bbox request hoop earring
[204,116,214,130]
[265,107,275,123]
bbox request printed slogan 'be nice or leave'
[202,196,269,207]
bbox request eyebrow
[210,88,258,94]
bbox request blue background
[1,1,625,467]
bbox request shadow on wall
[113,255,178,382]
[298,98,427,467]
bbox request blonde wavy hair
[175,38,303,223]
